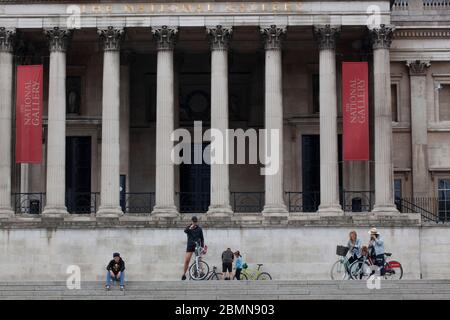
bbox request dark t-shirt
[222,250,234,263]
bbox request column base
[151,205,179,218]
[96,206,123,219]
[0,208,14,220]
[262,204,288,217]
[42,206,68,219]
[317,204,343,216]
[372,204,399,215]
[206,205,233,217]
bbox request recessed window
[312,74,320,114]
[391,83,399,122]
[438,84,450,121]
[438,179,450,222]
[394,178,402,210]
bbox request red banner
[16,65,43,163]
[342,62,369,161]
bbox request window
[312,74,320,114]
[394,179,402,211]
[438,84,450,121]
[438,179,450,222]
[391,83,399,122]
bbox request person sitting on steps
[105,252,125,291]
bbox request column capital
[207,25,233,51]
[260,25,286,50]
[406,60,431,76]
[313,24,340,50]
[369,24,395,50]
[152,26,178,51]
[0,27,15,53]
[98,26,125,51]
[45,27,72,52]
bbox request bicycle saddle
[257,263,263,267]
[385,253,392,256]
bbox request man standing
[368,227,386,276]
[221,248,234,280]
[106,252,126,291]
[182,216,205,280]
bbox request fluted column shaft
[408,60,431,198]
[97,27,124,217]
[371,25,398,213]
[261,25,288,216]
[0,27,15,218]
[43,27,71,217]
[207,25,233,216]
[314,25,343,214]
[152,26,179,217]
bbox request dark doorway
[179,143,210,213]
[302,135,342,212]
[66,137,92,214]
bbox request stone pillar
[260,25,288,216]
[151,26,179,217]
[370,24,398,213]
[206,25,233,217]
[97,26,125,218]
[407,60,431,198]
[42,27,72,218]
[0,27,15,218]
[314,25,343,215]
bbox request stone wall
[1,223,448,281]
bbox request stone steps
[0,281,449,300]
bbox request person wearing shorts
[181,216,204,280]
[221,248,234,280]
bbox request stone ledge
[0,212,424,229]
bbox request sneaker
[120,286,125,291]
[181,274,187,281]
[105,285,110,291]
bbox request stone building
[0,0,449,281]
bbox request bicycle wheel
[210,272,222,280]
[384,261,403,280]
[189,260,209,280]
[234,273,249,280]
[349,260,371,280]
[256,272,272,280]
[330,260,347,280]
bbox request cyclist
[368,227,385,276]
[181,216,204,280]
[234,250,243,280]
[347,230,362,266]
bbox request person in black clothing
[221,248,234,280]
[106,252,125,291]
[182,216,204,280]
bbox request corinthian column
[97,26,124,218]
[206,25,233,217]
[370,24,398,213]
[0,27,15,219]
[42,27,72,218]
[260,25,288,217]
[407,60,431,198]
[314,25,343,215]
[151,26,179,217]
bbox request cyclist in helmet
[181,216,204,280]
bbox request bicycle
[205,266,223,280]
[234,263,272,280]
[348,252,403,280]
[188,241,209,280]
[330,245,352,280]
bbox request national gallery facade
[0,1,449,281]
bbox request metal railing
[393,0,409,9]
[231,192,264,213]
[396,197,443,223]
[177,192,210,213]
[341,191,374,212]
[13,193,45,214]
[66,192,99,214]
[423,0,450,8]
[122,192,155,214]
[285,191,320,213]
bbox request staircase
[1,280,450,300]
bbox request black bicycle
[205,266,223,280]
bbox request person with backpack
[221,248,234,280]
